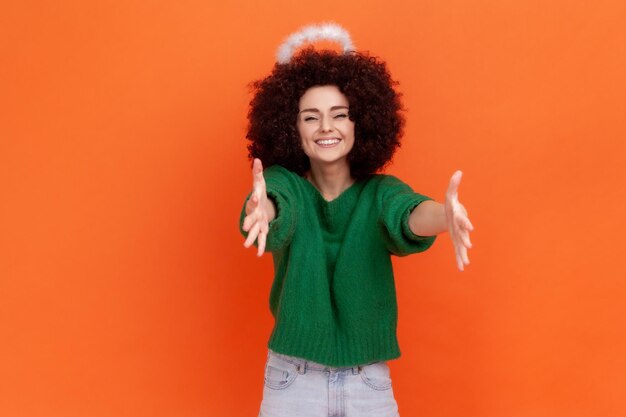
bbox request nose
[320,115,333,132]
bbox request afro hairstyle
[246,47,406,180]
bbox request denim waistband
[268,349,379,374]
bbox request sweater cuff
[264,187,294,252]
[396,197,437,254]
[402,199,435,241]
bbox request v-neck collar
[299,175,364,204]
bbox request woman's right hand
[242,158,275,257]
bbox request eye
[334,113,348,119]
[304,116,318,122]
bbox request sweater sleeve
[239,165,297,253]
[378,175,437,256]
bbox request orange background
[2,1,625,416]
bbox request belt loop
[297,361,306,375]
[352,365,361,375]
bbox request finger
[454,209,474,233]
[460,244,470,266]
[456,252,464,272]
[452,242,462,272]
[454,238,469,271]
[447,170,463,198]
[257,231,267,257]
[253,158,266,190]
[454,233,470,262]
[455,216,473,248]
[245,195,258,215]
[242,213,257,232]
[243,222,260,248]
[260,218,269,235]
[242,215,251,232]
[454,225,471,247]
[462,231,473,249]
[252,158,262,177]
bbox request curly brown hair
[246,47,405,179]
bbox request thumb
[252,158,265,189]
[447,170,463,198]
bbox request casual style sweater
[240,165,436,367]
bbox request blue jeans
[258,349,400,417]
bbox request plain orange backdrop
[1,1,625,416]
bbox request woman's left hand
[445,171,474,271]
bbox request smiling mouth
[315,138,341,146]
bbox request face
[297,85,355,169]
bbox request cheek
[296,124,305,142]
[346,137,355,153]
[298,124,315,141]
[296,125,312,154]
[345,125,356,144]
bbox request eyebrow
[299,106,349,114]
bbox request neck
[307,160,354,201]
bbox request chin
[310,155,349,165]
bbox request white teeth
[316,139,340,145]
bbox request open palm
[445,171,474,271]
[242,158,272,257]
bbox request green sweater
[240,165,436,367]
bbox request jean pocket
[264,358,299,390]
[359,361,392,391]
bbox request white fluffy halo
[276,22,355,65]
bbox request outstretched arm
[242,158,276,257]
[408,171,474,271]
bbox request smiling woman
[239,23,473,417]
[246,43,405,181]
[297,85,356,199]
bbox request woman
[240,23,473,417]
